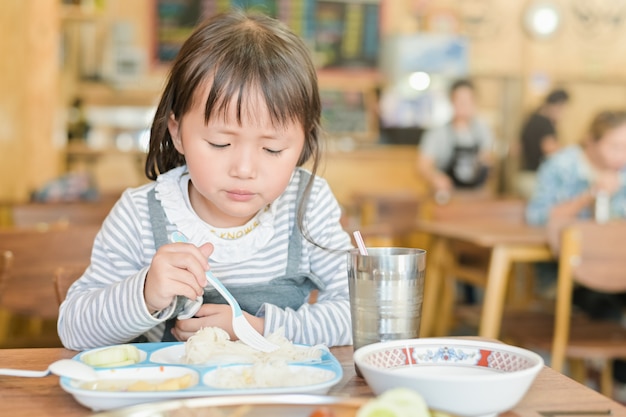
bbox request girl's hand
[171,304,265,341]
[144,241,213,313]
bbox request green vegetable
[355,400,407,417]
[356,388,432,417]
[81,345,141,367]
[379,387,430,417]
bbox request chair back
[550,219,626,376]
[53,265,87,305]
[0,225,99,319]
[0,251,13,292]
[561,220,626,293]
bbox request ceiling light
[524,1,561,39]
[408,72,431,91]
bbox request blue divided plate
[59,342,343,411]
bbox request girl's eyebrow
[259,133,283,140]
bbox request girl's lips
[226,190,255,202]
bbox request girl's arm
[58,189,171,350]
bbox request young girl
[58,10,353,350]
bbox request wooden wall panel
[0,1,60,202]
[316,146,427,206]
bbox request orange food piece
[309,407,336,417]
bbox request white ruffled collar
[154,166,278,263]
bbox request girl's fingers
[167,265,205,297]
[163,243,209,287]
[147,241,211,310]
[166,242,209,269]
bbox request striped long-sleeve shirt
[58,167,354,350]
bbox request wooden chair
[0,250,12,288]
[53,264,88,306]
[421,197,533,335]
[502,220,626,398]
[0,250,14,339]
[0,224,99,347]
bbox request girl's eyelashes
[205,139,283,155]
[209,142,230,149]
[264,148,283,155]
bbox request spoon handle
[0,368,49,377]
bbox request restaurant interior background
[4,1,626,397]
[4,0,626,208]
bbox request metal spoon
[0,359,98,381]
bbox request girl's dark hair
[145,10,322,242]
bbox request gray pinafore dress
[145,172,324,342]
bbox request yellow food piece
[430,412,453,417]
[126,374,194,392]
[81,374,195,392]
[125,380,155,392]
[158,374,193,391]
[81,345,141,367]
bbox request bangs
[202,39,316,131]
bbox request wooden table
[0,346,623,416]
[417,219,553,339]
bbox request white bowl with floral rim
[353,338,543,417]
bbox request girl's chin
[212,207,263,227]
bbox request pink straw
[353,231,369,255]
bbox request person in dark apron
[417,79,495,199]
[445,136,489,189]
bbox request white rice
[183,327,326,365]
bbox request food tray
[59,342,343,411]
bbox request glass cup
[347,247,427,375]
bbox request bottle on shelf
[67,97,90,143]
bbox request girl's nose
[228,146,256,178]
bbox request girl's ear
[168,113,184,154]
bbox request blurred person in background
[416,79,495,203]
[517,88,570,198]
[526,109,626,226]
[526,109,626,386]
